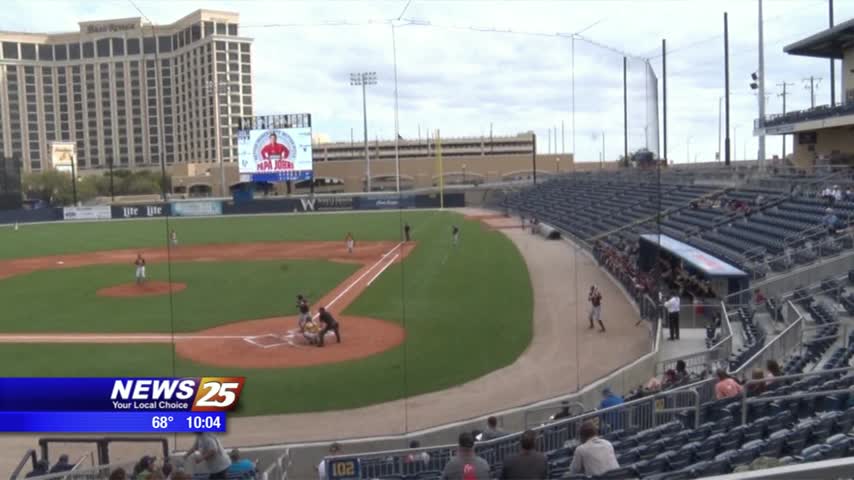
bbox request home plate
[56,261,64,265]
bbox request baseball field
[0,210,532,416]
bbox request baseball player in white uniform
[134,254,146,285]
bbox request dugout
[638,233,750,304]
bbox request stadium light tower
[350,72,377,192]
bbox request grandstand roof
[784,17,854,59]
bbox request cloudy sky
[4,0,853,163]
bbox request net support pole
[532,133,538,185]
[724,12,731,166]
[436,129,443,209]
[662,39,668,165]
[623,56,629,167]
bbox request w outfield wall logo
[298,197,354,212]
[111,204,167,219]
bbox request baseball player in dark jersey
[317,307,341,347]
[296,294,311,332]
[452,225,460,246]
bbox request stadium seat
[593,466,637,479]
[632,458,667,477]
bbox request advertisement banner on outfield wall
[171,201,222,217]
[296,196,354,212]
[111,204,168,219]
[354,196,415,210]
[62,206,112,221]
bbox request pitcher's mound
[97,281,187,298]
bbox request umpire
[317,307,341,347]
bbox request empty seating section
[503,173,853,279]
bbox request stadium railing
[655,301,734,377]
[326,387,701,480]
[20,461,138,480]
[738,365,854,425]
[9,449,37,480]
[257,449,290,480]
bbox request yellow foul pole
[436,129,444,209]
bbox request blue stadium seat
[632,458,667,477]
[593,466,637,479]
[688,459,730,476]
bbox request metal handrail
[324,387,703,479]
[738,365,854,424]
[9,449,37,480]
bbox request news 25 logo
[109,377,245,412]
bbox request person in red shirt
[259,133,293,170]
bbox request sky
[3,0,853,164]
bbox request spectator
[834,185,844,203]
[185,432,231,480]
[568,421,619,476]
[160,462,173,480]
[405,440,430,466]
[755,194,765,206]
[664,292,681,341]
[481,416,508,441]
[149,471,165,480]
[662,369,678,387]
[109,468,127,480]
[317,443,341,480]
[746,368,767,396]
[599,387,624,431]
[754,288,767,306]
[675,359,689,383]
[133,456,155,480]
[714,369,743,399]
[49,454,73,474]
[500,430,547,480]
[824,208,840,234]
[766,359,783,379]
[26,460,49,478]
[227,449,256,477]
[441,432,490,480]
[171,473,191,480]
[552,401,572,420]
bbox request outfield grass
[0,260,357,333]
[0,211,533,414]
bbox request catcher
[301,319,322,346]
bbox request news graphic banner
[238,127,313,182]
[0,377,244,433]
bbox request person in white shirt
[664,292,681,341]
[569,421,619,476]
[317,443,341,480]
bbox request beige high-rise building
[0,9,252,173]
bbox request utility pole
[804,76,822,108]
[777,81,794,159]
[717,96,722,161]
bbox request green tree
[23,170,97,206]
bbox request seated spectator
[441,432,490,480]
[662,370,678,387]
[133,456,155,480]
[824,208,841,234]
[480,416,508,441]
[500,430,547,480]
[746,368,767,396]
[599,388,624,431]
[317,443,341,480]
[227,449,256,477]
[109,468,127,480]
[675,359,689,384]
[49,454,73,474]
[552,401,572,420]
[26,460,49,478]
[405,440,430,466]
[765,359,782,379]
[754,288,767,306]
[714,369,743,399]
[755,194,765,206]
[160,462,173,480]
[644,376,662,393]
[568,421,619,477]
